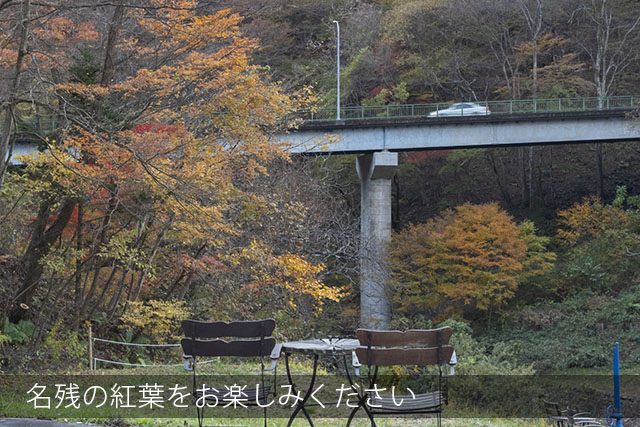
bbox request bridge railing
[14,95,640,134]
[303,95,640,122]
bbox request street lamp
[332,20,340,120]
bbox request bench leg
[197,404,204,427]
[346,405,359,426]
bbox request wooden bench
[181,319,281,427]
[346,327,456,427]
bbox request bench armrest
[265,343,282,371]
[447,350,457,376]
[352,350,363,377]
[183,354,194,372]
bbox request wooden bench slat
[356,327,452,347]
[369,391,443,410]
[181,337,276,357]
[355,346,454,366]
[182,319,275,338]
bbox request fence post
[509,100,513,114]
[411,104,415,117]
[386,105,389,118]
[559,99,562,111]
[534,98,537,113]
[88,324,93,370]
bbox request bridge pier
[356,151,398,328]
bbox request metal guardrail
[302,95,640,122]
[13,96,640,133]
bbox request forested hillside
[224,0,640,209]
[227,0,639,104]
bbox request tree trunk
[9,198,75,321]
[392,175,400,229]
[0,0,31,185]
[532,38,538,97]
[528,146,534,208]
[101,2,125,87]
[520,147,529,208]
[486,150,514,209]
[74,204,83,311]
[596,143,604,199]
[77,194,117,320]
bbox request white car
[428,102,490,117]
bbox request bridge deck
[283,109,640,154]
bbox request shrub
[1,318,35,344]
[43,319,85,364]
[486,286,640,371]
[119,299,190,344]
[555,190,640,296]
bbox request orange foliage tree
[389,202,554,320]
[3,1,339,328]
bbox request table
[281,337,360,426]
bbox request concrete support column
[356,151,398,328]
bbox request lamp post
[333,20,340,120]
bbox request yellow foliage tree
[120,300,190,344]
[557,196,631,247]
[231,240,344,312]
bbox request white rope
[92,337,181,348]
[92,335,220,369]
[93,357,184,367]
[93,357,219,368]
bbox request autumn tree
[389,203,554,321]
[518,0,545,209]
[0,0,30,185]
[380,1,470,101]
[0,1,101,184]
[1,1,344,335]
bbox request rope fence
[92,337,181,348]
[88,325,214,370]
[92,357,184,369]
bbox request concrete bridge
[284,109,640,153]
[278,103,640,328]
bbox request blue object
[607,343,623,426]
